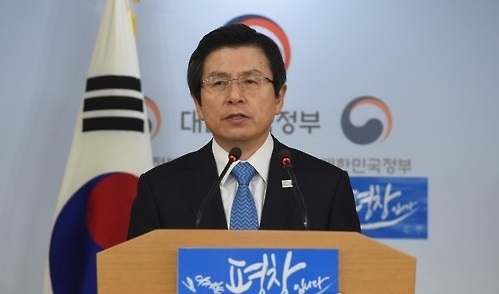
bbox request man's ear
[275,84,287,115]
[193,96,204,121]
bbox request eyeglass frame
[201,73,274,94]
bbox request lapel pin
[281,179,293,188]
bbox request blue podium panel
[178,248,338,294]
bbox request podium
[97,230,416,293]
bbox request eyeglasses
[201,73,274,95]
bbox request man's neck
[214,133,271,160]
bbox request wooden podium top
[98,229,416,293]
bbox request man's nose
[227,80,245,103]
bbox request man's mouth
[226,113,248,120]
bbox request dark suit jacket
[127,137,360,239]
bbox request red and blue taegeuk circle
[49,172,138,293]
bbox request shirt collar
[212,134,274,184]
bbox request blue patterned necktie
[230,162,258,230]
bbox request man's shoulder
[142,141,212,178]
[274,138,344,175]
[291,147,341,170]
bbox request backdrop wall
[1,0,498,293]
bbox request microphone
[195,147,242,228]
[279,149,310,230]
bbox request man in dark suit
[128,24,360,239]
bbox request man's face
[194,46,286,151]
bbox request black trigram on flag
[83,75,145,132]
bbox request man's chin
[214,133,251,145]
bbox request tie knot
[231,162,256,186]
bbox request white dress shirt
[212,134,273,227]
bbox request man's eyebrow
[239,69,265,76]
[205,71,229,78]
[205,69,265,78]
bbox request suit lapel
[260,138,303,229]
[182,141,228,229]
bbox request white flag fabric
[46,0,152,292]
